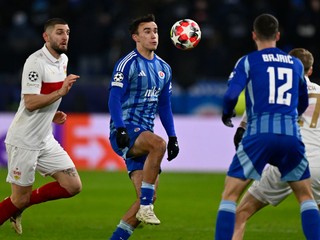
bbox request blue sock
[110,220,134,240]
[301,200,320,240]
[140,181,154,205]
[215,200,236,240]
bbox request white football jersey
[5,45,68,150]
[299,77,320,167]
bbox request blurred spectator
[0,0,319,112]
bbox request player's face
[46,24,70,55]
[135,22,158,51]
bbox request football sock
[110,220,134,240]
[0,197,20,225]
[140,181,154,205]
[215,200,236,240]
[300,200,320,239]
[28,181,72,206]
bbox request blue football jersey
[109,49,172,134]
[225,47,308,136]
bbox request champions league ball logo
[113,72,124,82]
[28,71,39,82]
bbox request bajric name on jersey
[262,54,293,64]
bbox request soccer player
[232,48,320,240]
[0,18,82,234]
[215,13,320,239]
[108,14,179,240]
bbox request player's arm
[158,81,179,161]
[234,111,247,149]
[24,74,79,112]
[222,57,247,127]
[108,69,130,148]
[298,76,309,116]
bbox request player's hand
[234,127,245,150]
[53,111,67,124]
[222,110,236,127]
[116,127,130,149]
[167,136,179,161]
[58,74,80,96]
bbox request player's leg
[110,170,159,239]
[0,144,38,233]
[289,179,320,239]
[233,165,292,240]
[309,166,320,209]
[128,131,166,224]
[215,176,251,240]
[233,192,267,240]
[28,140,82,206]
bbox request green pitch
[0,169,304,239]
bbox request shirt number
[268,67,292,106]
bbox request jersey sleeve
[108,58,131,128]
[223,56,248,115]
[158,80,176,137]
[21,56,43,95]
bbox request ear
[132,33,139,43]
[307,66,313,77]
[43,32,48,42]
[275,32,280,41]
[252,31,257,41]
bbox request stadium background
[0,0,319,171]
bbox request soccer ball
[170,19,201,50]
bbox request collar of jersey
[41,44,60,63]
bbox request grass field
[0,169,305,239]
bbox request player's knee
[11,194,31,209]
[151,138,166,155]
[64,180,82,196]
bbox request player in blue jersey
[215,14,320,240]
[108,14,179,240]
[232,48,320,239]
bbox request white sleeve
[21,56,43,95]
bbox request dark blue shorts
[109,125,148,174]
[228,133,310,181]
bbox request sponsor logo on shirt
[145,86,160,98]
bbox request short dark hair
[289,48,314,72]
[253,14,279,41]
[129,14,155,35]
[44,18,68,32]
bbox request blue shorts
[109,124,148,175]
[228,133,310,181]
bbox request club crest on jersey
[158,71,165,79]
[112,72,124,87]
[134,127,140,132]
[28,71,39,82]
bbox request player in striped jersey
[0,18,82,234]
[232,48,320,239]
[215,14,320,239]
[108,14,179,240]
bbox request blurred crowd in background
[0,0,319,113]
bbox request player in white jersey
[232,48,320,240]
[0,18,82,235]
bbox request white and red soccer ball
[170,19,201,50]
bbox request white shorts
[248,164,320,206]
[6,137,75,186]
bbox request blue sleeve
[298,77,309,116]
[108,86,125,128]
[158,82,176,137]
[223,56,248,115]
[222,83,244,115]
